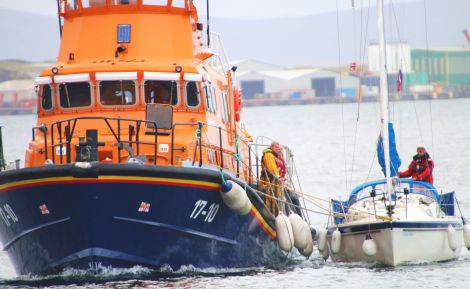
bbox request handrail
[348,179,441,205]
[0,126,5,171]
[31,117,276,189]
[47,116,158,165]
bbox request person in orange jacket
[260,142,283,216]
[399,145,434,184]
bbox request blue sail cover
[377,123,401,177]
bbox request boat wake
[0,256,305,288]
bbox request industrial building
[367,44,470,96]
[234,60,359,100]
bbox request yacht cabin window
[144,80,178,106]
[185,82,200,108]
[59,82,92,108]
[99,80,137,106]
[40,85,54,111]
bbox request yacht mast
[377,0,392,197]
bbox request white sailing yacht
[323,0,470,266]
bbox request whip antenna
[56,0,63,37]
[206,0,210,47]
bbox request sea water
[0,99,469,288]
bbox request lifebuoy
[234,88,242,122]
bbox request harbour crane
[464,29,470,47]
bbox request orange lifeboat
[0,0,310,276]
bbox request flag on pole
[397,69,403,92]
[350,62,357,72]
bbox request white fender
[447,225,458,251]
[288,213,310,250]
[362,234,378,256]
[299,224,314,258]
[220,181,252,215]
[463,223,470,249]
[275,212,294,252]
[331,228,342,254]
[300,239,313,258]
[321,243,330,260]
[310,226,318,241]
[317,228,327,252]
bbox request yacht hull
[328,220,464,266]
[0,164,280,275]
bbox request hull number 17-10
[190,200,220,223]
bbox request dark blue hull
[0,164,280,275]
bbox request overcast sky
[0,0,416,18]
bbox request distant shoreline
[243,94,470,107]
[0,95,469,115]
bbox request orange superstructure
[29,0,250,179]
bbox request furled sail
[377,122,401,177]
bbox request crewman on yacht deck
[260,142,283,216]
[398,145,434,184]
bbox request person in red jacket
[398,146,434,184]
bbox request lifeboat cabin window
[81,0,107,8]
[203,84,212,112]
[100,80,137,106]
[211,86,217,113]
[40,85,54,111]
[172,0,186,8]
[143,0,168,5]
[203,83,218,113]
[144,80,178,106]
[220,92,229,123]
[185,81,200,108]
[113,0,138,5]
[67,0,79,10]
[59,82,92,108]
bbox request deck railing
[0,127,5,171]
[30,117,305,198]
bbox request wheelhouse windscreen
[81,0,107,8]
[41,85,53,110]
[59,82,92,108]
[113,0,138,5]
[144,80,178,105]
[186,81,200,107]
[100,80,136,106]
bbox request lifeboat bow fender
[275,212,294,252]
[288,213,311,251]
[220,180,252,215]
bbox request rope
[335,0,349,193]
[422,0,436,158]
